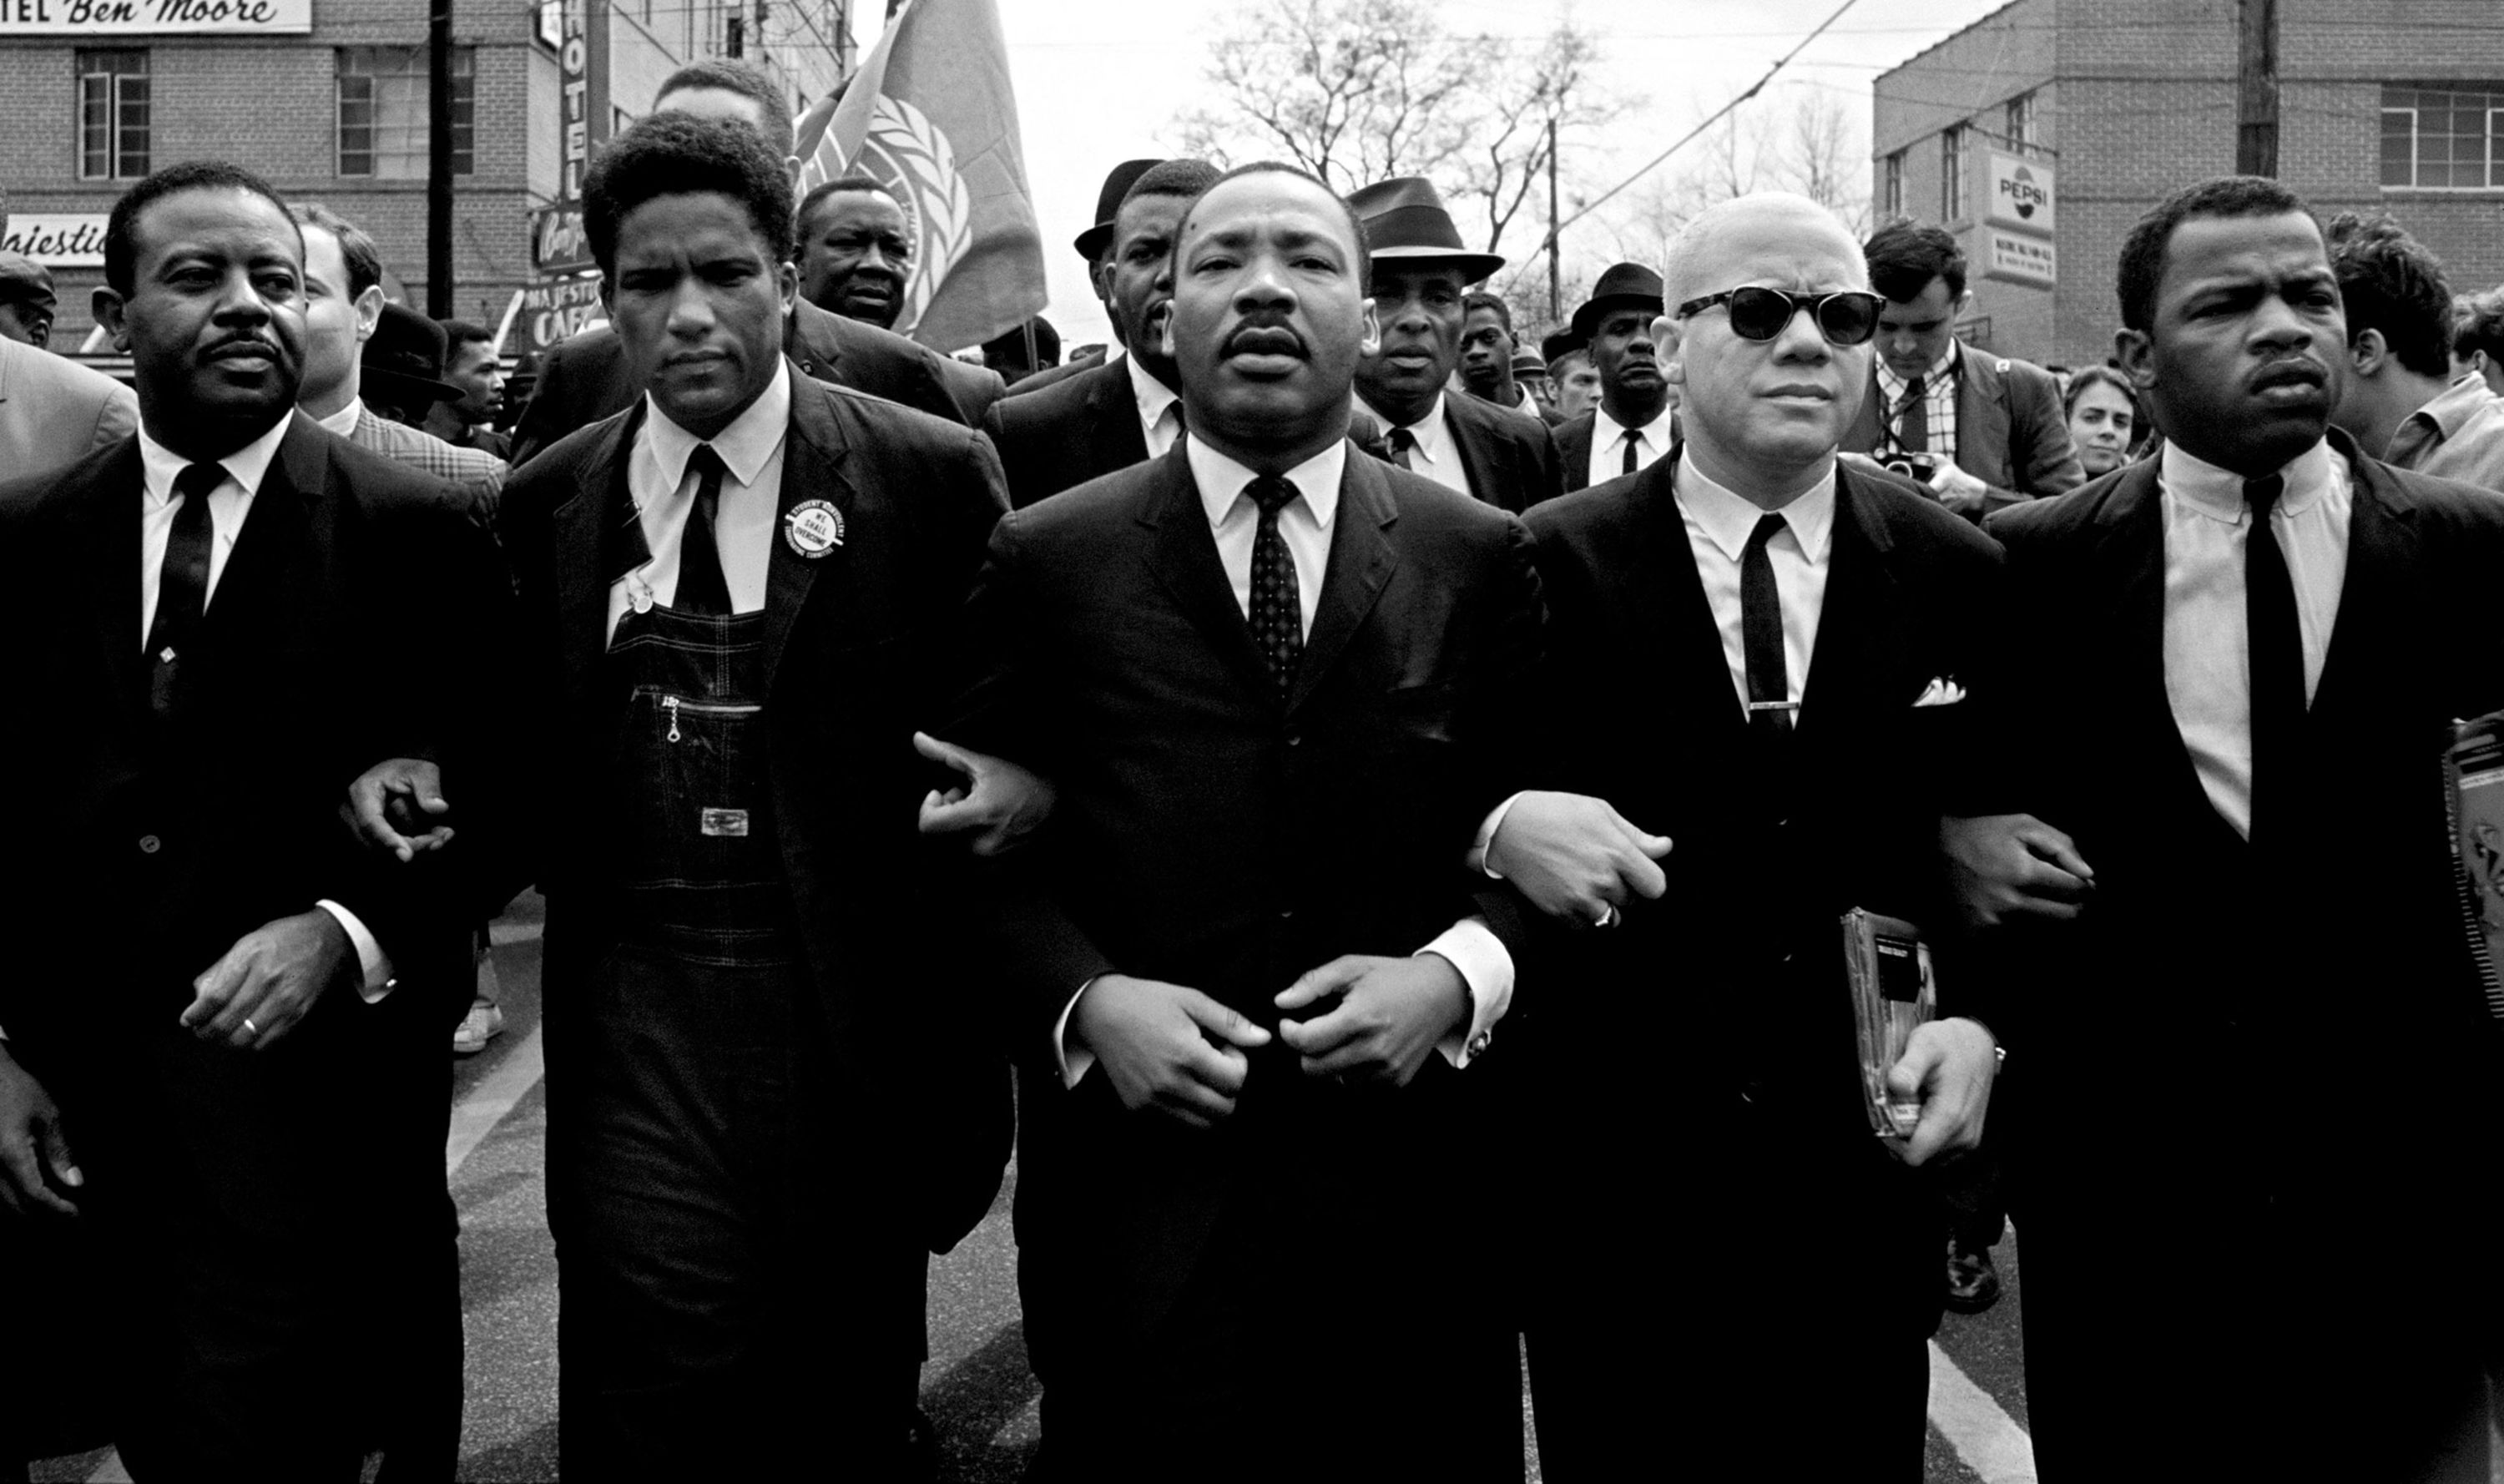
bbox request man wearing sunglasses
[1477,191,2005,1481]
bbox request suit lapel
[1085,360,1149,475]
[1286,453,1398,714]
[764,372,856,695]
[201,415,316,655]
[1796,469,1908,748]
[2310,442,2415,740]
[87,439,149,725]
[1139,443,1273,699]
[1441,396,1495,504]
[549,401,644,719]
[1955,352,2008,482]
[2089,460,2219,813]
[1641,460,1749,751]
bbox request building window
[2004,91,2036,149]
[1941,126,1966,220]
[338,46,475,179]
[78,50,149,180]
[2380,84,2504,189]
[1882,150,1905,219]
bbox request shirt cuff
[1053,976,1099,1088]
[314,900,396,1004]
[1418,916,1512,1068]
[1467,792,1529,879]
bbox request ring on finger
[241,1017,259,1037]
[1591,903,1619,929]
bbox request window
[338,46,474,179]
[2380,84,2504,189]
[1881,150,1904,219]
[78,50,149,180]
[2004,91,2037,149]
[1941,126,1966,220]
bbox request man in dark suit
[0,160,512,1481]
[952,162,1542,1483]
[998,160,1160,401]
[1347,176,1560,512]
[980,159,1216,507]
[1955,175,2504,1482]
[1553,262,1675,492]
[482,114,1015,1481]
[1485,192,2003,1481]
[1840,220,2082,520]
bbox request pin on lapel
[785,500,844,558]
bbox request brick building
[1871,0,2504,371]
[0,0,849,350]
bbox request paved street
[24,895,2493,1482]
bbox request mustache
[203,332,280,358]
[1223,315,1306,358]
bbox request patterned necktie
[1896,374,1929,454]
[1622,429,1642,477]
[674,444,732,616]
[1245,475,1305,698]
[1741,512,1793,741]
[2244,473,2301,841]
[144,462,224,721]
[1386,427,1417,471]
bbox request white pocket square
[1911,677,1966,708]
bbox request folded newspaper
[2443,711,2504,1022]
[1843,908,1936,1139]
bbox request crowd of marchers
[2,52,2501,1484]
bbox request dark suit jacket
[1429,388,1564,512]
[1842,345,2084,517]
[1973,433,2504,1475]
[951,443,1542,1396]
[509,296,993,465]
[1000,346,1107,400]
[498,366,1014,1253]
[980,354,1146,509]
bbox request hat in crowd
[1569,261,1666,341]
[1073,159,1164,262]
[1345,176,1504,285]
[1540,328,1587,366]
[1511,348,1548,380]
[361,303,464,405]
[0,253,58,315]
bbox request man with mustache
[980,159,1218,508]
[1961,174,2504,1479]
[0,159,514,1478]
[952,161,1542,1481]
[1553,262,1676,492]
[1349,177,1560,512]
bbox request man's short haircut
[795,175,899,239]
[290,201,383,299]
[106,159,299,298]
[2116,174,2315,335]
[2455,287,2504,362]
[1549,347,1593,377]
[586,112,795,278]
[1864,220,1966,305]
[654,58,793,159]
[441,318,494,353]
[2325,211,2455,381]
[1462,291,1512,332]
[1178,161,1370,288]
[1119,158,1221,214]
[1662,192,1860,308]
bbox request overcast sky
[848,0,2013,349]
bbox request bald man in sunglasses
[1475,193,2006,1481]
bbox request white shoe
[452,1002,505,1056]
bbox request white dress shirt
[134,411,391,1000]
[2159,437,2350,839]
[1124,351,1185,459]
[1052,432,1514,1085]
[1588,403,1676,487]
[605,361,792,641]
[313,398,363,438]
[1361,391,1472,497]
[1675,451,1838,716]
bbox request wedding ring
[241,1017,259,1037]
[1591,904,1619,929]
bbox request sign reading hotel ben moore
[0,0,311,35]
[1982,151,2056,289]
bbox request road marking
[447,1022,547,1177]
[1929,1340,2038,1483]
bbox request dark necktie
[1245,476,1305,698]
[144,462,224,721]
[2244,473,2303,840]
[674,444,732,616]
[1386,427,1416,471]
[1622,429,1642,477]
[1741,512,1794,742]
[1896,374,1929,454]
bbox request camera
[1882,452,1940,482]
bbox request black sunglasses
[1674,286,1887,346]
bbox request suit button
[1285,732,1302,747]
[138,834,162,855]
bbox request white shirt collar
[1674,447,1837,566]
[138,410,295,505]
[2159,435,2337,526]
[1357,389,1461,464]
[1127,351,1180,428]
[1594,400,1675,450]
[312,396,363,437]
[1186,433,1345,534]
[643,358,792,490]
[1876,338,1961,400]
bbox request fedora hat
[1540,328,1587,366]
[1347,176,1503,286]
[0,253,58,316]
[1073,159,1164,262]
[1568,261,1665,340]
[361,303,464,405]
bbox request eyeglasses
[1674,286,1888,346]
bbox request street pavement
[25,894,2496,1482]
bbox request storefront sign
[530,204,593,275]
[1982,227,2057,290]
[558,0,590,201]
[512,275,606,355]
[0,213,109,266]
[1985,151,2056,237]
[0,0,311,36]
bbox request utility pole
[427,0,453,316]
[1546,114,1561,322]
[2235,0,2279,176]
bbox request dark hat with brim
[1568,261,1667,340]
[1540,329,1587,365]
[0,253,57,314]
[1348,176,1504,286]
[1510,348,1547,377]
[362,302,464,405]
[1073,159,1164,262]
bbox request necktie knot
[684,444,728,488]
[1246,475,1300,517]
[1901,374,1926,404]
[174,462,225,502]
[1744,512,1788,556]
[2244,473,2286,522]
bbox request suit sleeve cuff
[1419,916,1511,1068]
[1467,792,1529,879]
[315,900,396,1004]
[1053,977,1099,1088]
